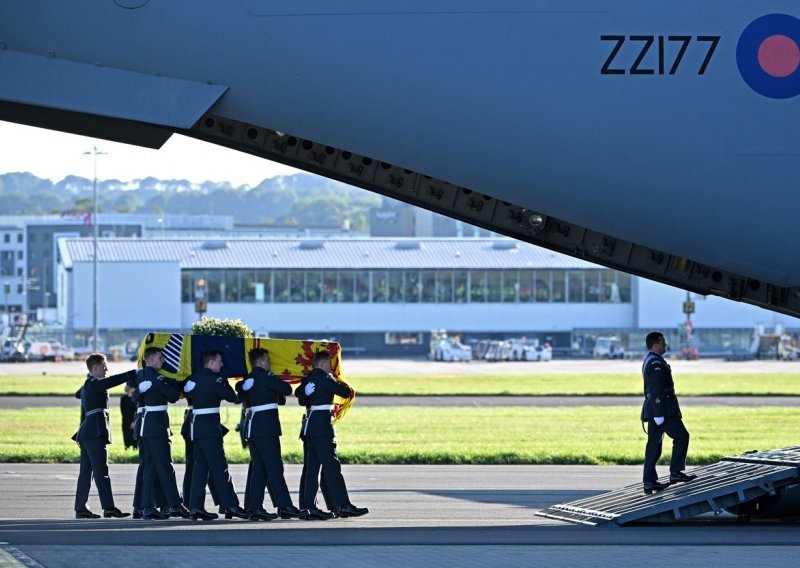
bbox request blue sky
[0,120,300,186]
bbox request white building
[56,237,800,356]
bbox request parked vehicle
[28,340,66,362]
[593,336,625,359]
[507,339,553,362]
[429,330,472,362]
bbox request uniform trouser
[299,437,332,510]
[74,438,114,511]
[190,436,239,511]
[140,437,182,510]
[182,437,222,508]
[133,448,166,510]
[243,462,256,510]
[301,436,349,510]
[245,436,292,510]
[643,417,690,483]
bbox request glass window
[16,251,22,259]
[421,271,436,302]
[388,271,403,302]
[221,271,239,302]
[3,234,8,243]
[600,271,618,303]
[551,271,564,303]
[355,271,369,302]
[16,233,22,243]
[339,271,355,302]
[385,333,423,345]
[181,272,193,302]
[240,271,257,303]
[372,270,388,302]
[567,271,584,303]
[487,270,502,302]
[470,270,486,302]
[206,271,222,303]
[290,271,304,302]
[618,272,632,302]
[584,271,600,303]
[322,271,338,303]
[403,270,420,303]
[454,271,468,303]
[436,271,453,303]
[306,271,322,302]
[519,270,534,302]
[274,271,290,303]
[502,270,518,303]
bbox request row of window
[2,233,23,244]
[180,269,632,304]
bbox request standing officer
[297,351,368,519]
[74,353,138,519]
[185,350,250,521]
[641,331,697,494]
[240,348,304,521]
[137,346,190,519]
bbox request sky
[0,120,302,186]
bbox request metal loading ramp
[536,447,800,526]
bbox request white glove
[242,378,254,391]
[654,416,665,426]
[304,382,316,396]
[138,380,152,393]
[184,380,196,393]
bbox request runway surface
[0,464,798,567]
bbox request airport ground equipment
[537,447,800,526]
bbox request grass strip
[5,373,800,397]
[1,405,797,465]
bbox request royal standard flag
[136,333,353,422]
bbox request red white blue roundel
[737,14,800,98]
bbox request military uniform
[74,369,137,514]
[187,368,241,513]
[297,368,353,511]
[296,380,333,511]
[137,366,184,513]
[641,351,690,483]
[181,384,227,509]
[239,366,296,514]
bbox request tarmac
[0,464,799,567]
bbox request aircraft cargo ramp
[537,447,800,526]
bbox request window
[274,271,290,303]
[454,271,468,303]
[371,271,388,302]
[222,271,240,302]
[290,271,304,302]
[403,271,420,303]
[502,270,518,303]
[322,271,338,303]
[355,271,369,302]
[421,271,436,302]
[388,271,403,302]
[486,270,501,302]
[567,271,584,303]
[385,332,423,345]
[17,251,22,260]
[470,270,486,302]
[584,271,600,303]
[519,270,534,302]
[16,234,22,243]
[436,271,453,303]
[305,271,322,302]
[3,234,8,243]
[600,271,618,302]
[618,272,632,302]
[339,271,355,302]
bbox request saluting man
[74,353,138,519]
[297,350,368,519]
[185,350,250,521]
[137,346,191,519]
[240,348,304,521]
[641,331,696,494]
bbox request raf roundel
[737,13,800,98]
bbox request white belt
[246,403,279,438]
[140,405,168,436]
[190,407,220,440]
[84,408,106,417]
[303,404,334,436]
[186,405,193,410]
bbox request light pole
[84,146,106,352]
[3,281,9,327]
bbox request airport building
[55,237,800,357]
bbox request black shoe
[142,508,170,520]
[303,507,334,521]
[277,505,304,519]
[223,505,251,520]
[670,471,698,483]
[643,481,670,495]
[190,509,218,521]
[132,508,143,519]
[75,509,100,519]
[103,507,130,518]
[168,504,191,519]
[335,503,370,518]
[250,509,278,521]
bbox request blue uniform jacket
[188,368,237,440]
[641,352,682,420]
[76,369,137,444]
[137,366,179,438]
[295,368,352,438]
[239,366,291,438]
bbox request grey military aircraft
[1,1,799,315]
